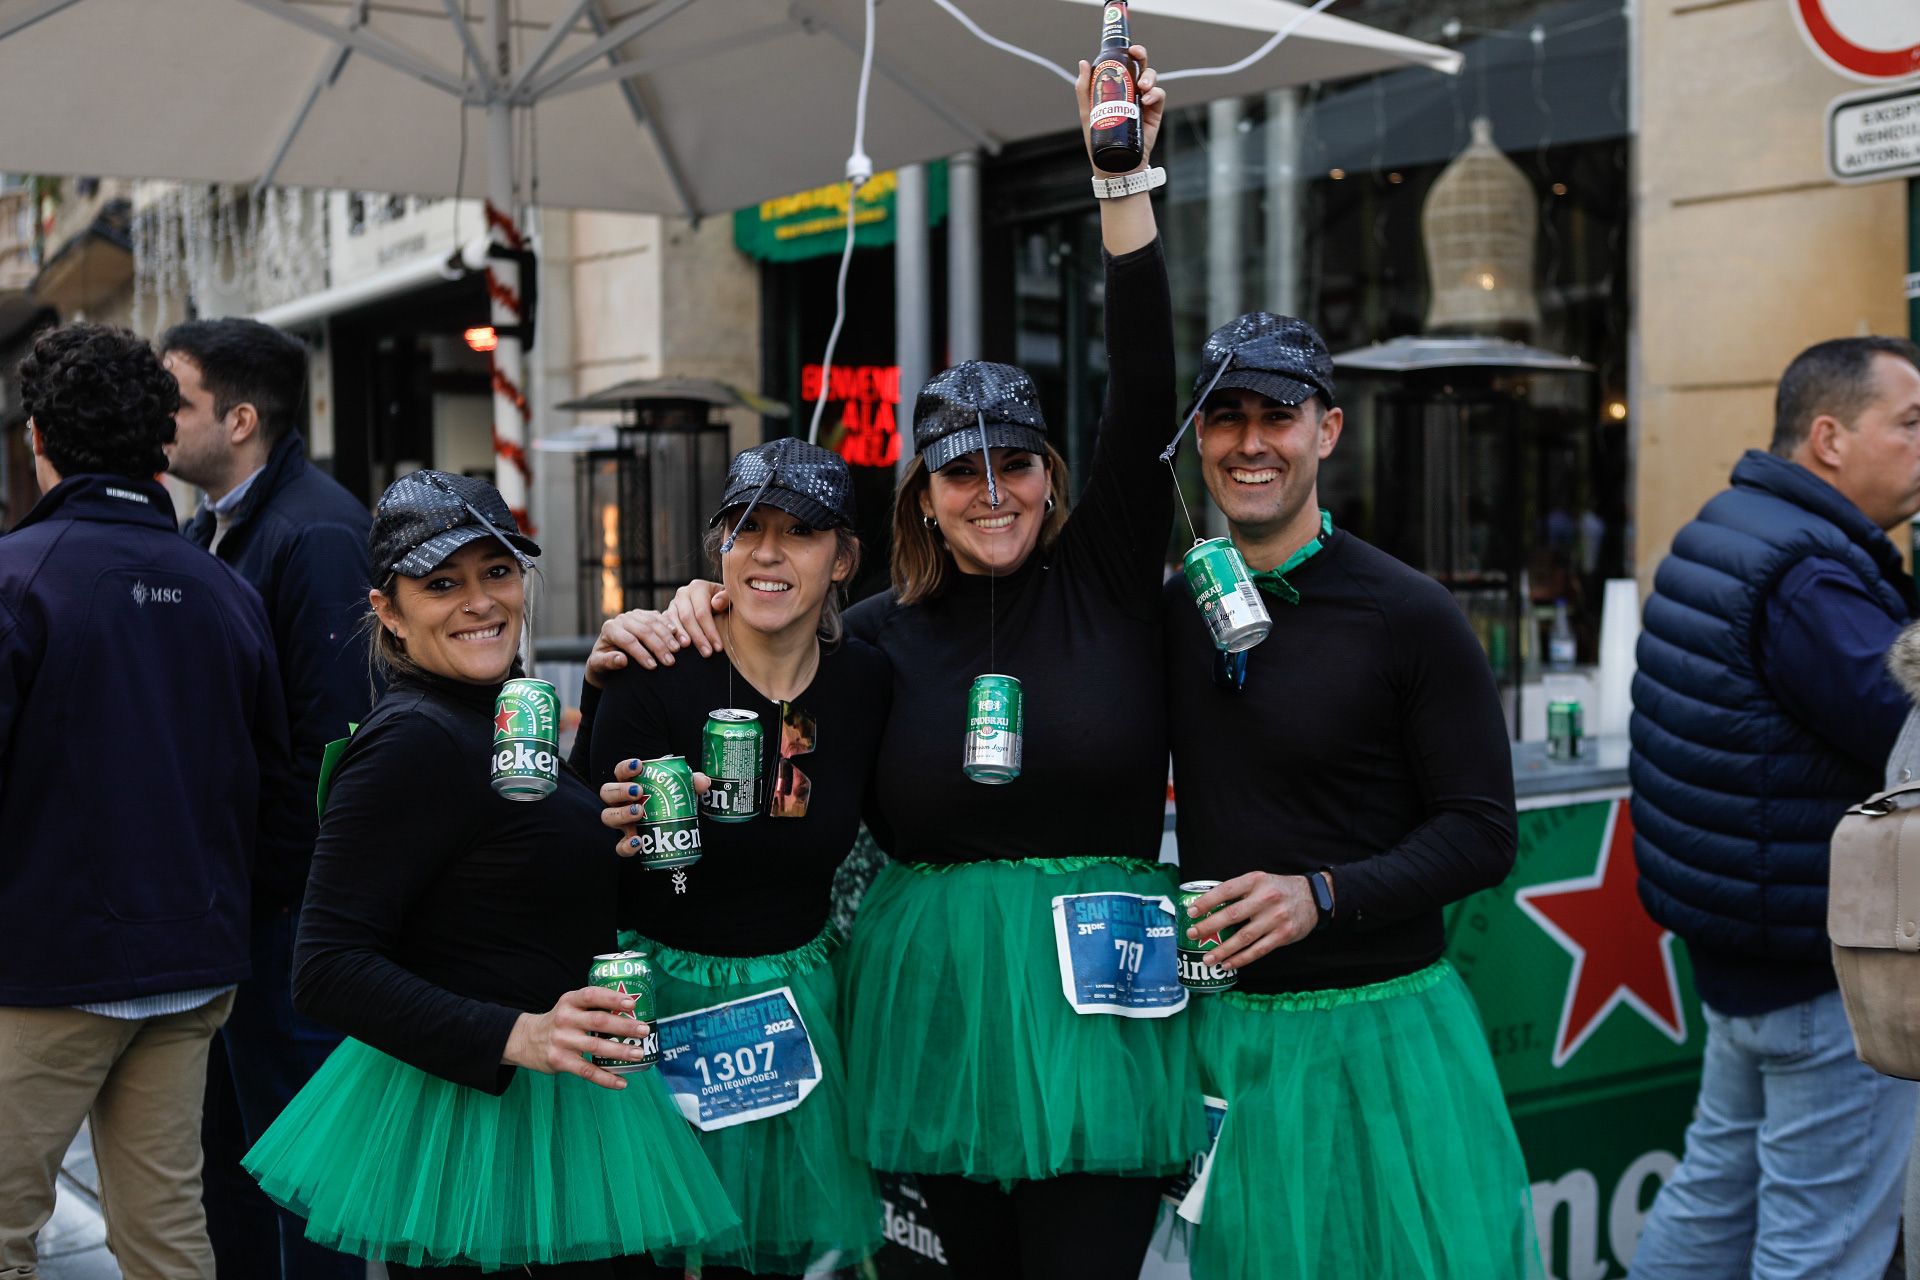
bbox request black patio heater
[556,377,788,634]
[1331,336,1597,738]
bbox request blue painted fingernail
[627,759,640,770]
[629,837,641,849]
[629,804,640,817]
[628,784,641,797]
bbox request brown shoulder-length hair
[890,443,1071,606]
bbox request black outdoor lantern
[1331,337,1598,737]
[556,378,788,634]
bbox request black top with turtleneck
[292,670,618,1094]
[577,636,892,956]
[846,238,1175,865]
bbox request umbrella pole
[485,3,531,532]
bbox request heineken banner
[734,162,948,264]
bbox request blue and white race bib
[656,986,820,1131]
[1050,892,1187,1018]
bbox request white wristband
[1091,166,1166,200]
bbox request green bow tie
[1248,510,1333,605]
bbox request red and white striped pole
[486,0,531,530]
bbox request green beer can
[587,950,659,1072]
[1181,538,1272,654]
[1549,699,1585,762]
[701,709,763,823]
[490,677,560,801]
[637,755,703,870]
[964,674,1023,785]
[1176,880,1238,993]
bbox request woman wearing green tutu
[241,470,739,1277]
[573,438,889,1280]
[597,49,1201,1277]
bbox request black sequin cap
[912,361,1050,474]
[369,469,541,578]
[711,437,855,552]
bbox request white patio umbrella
[0,0,1459,519]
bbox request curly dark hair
[18,324,179,480]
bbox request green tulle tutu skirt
[843,857,1206,1186]
[619,926,882,1276]
[241,1037,741,1271]
[1188,962,1542,1280]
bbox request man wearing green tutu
[1164,316,1543,1280]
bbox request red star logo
[1514,801,1687,1067]
[494,707,517,734]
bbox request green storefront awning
[735,161,948,264]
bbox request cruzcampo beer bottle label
[1088,2,1144,173]
[701,709,763,823]
[491,677,559,800]
[1182,539,1273,655]
[1176,880,1239,993]
[637,755,703,870]
[964,674,1023,785]
[588,950,660,1072]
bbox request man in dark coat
[161,318,371,1280]
[1630,337,1920,1276]
[0,324,294,1277]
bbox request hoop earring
[1045,495,1056,515]
[922,515,938,530]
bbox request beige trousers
[0,992,235,1280]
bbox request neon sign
[802,363,900,469]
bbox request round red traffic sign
[1793,0,1920,82]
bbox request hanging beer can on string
[964,674,1024,785]
[490,677,560,800]
[1182,538,1272,653]
[701,709,763,823]
[1088,2,1144,173]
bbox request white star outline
[1512,800,1689,1069]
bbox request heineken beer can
[587,950,660,1072]
[1175,880,1238,993]
[1182,538,1272,654]
[490,677,560,800]
[701,709,763,823]
[1549,699,1585,762]
[637,755,703,870]
[964,674,1023,785]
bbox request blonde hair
[890,444,1071,606]
[702,519,863,646]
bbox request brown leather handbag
[1830,782,1920,1080]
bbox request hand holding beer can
[1175,880,1238,993]
[588,950,660,1072]
[1182,539,1272,654]
[491,677,560,800]
[636,755,703,870]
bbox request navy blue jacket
[184,432,373,909]
[1631,450,1916,1014]
[0,475,296,1005]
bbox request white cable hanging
[804,0,1347,447]
[806,0,878,446]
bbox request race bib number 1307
[656,986,820,1132]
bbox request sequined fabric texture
[913,360,1051,471]
[369,468,540,578]
[1194,312,1337,408]
[711,436,855,531]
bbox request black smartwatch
[1308,869,1336,926]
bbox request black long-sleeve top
[580,639,891,956]
[847,239,1175,865]
[1163,531,1518,994]
[293,671,618,1094]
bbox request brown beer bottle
[1088,2,1144,173]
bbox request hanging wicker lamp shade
[1422,116,1540,337]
